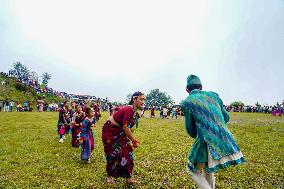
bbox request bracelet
[132,139,139,143]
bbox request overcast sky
[0,0,283,105]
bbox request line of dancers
[55,74,245,188]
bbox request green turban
[187,75,201,86]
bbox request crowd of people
[1,71,283,117]
[0,71,111,112]
[224,102,284,116]
[0,99,33,112]
[0,71,110,106]
[144,102,284,119]
[1,97,283,119]
[143,105,183,119]
[2,70,71,99]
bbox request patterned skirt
[187,146,245,173]
[71,126,80,147]
[102,121,134,178]
[80,130,94,160]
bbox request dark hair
[85,107,92,115]
[187,84,202,91]
[64,101,69,105]
[128,91,144,105]
[75,104,81,109]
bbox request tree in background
[230,101,244,110]
[145,89,174,108]
[125,93,132,104]
[11,62,42,84]
[41,72,52,85]
[112,101,123,106]
[255,101,261,108]
[30,71,40,82]
[125,89,174,108]
[12,62,30,78]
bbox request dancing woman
[102,91,145,185]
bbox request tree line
[9,62,52,85]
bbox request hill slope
[0,75,63,105]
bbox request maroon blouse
[113,106,136,129]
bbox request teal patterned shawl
[182,89,240,160]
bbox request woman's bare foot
[126,178,138,185]
[106,176,115,184]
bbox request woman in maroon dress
[102,91,145,185]
[71,105,85,147]
[91,102,101,121]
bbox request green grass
[0,112,283,188]
[0,75,64,105]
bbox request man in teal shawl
[182,75,245,189]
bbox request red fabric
[71,127,81,147]
[151,109,155,116]
[102,105,137,178]
[112,106,134,128]
[102,121,134,178]
[71,112,85,147]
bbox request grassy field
[0,111,283,188]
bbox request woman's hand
[132,139,140,149]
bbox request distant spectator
[9,100,14,112]
[162,107,168,119]
[150,106,155,118]
[278,107,283,116]
[1,80,6,86]
[16,103,22,112]
[172,107,178,119]
[37,99,45,112]
[0,100,2,112]
[272,106,277,116]
[108,103,113,116]
[4,99,9,112]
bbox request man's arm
[217,96,230,123]
[211,92,230,123]
[182,105,197,138]
[221,104,230,123]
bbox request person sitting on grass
[182,74,245,189]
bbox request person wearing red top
[102,91,145,185]
[150,106,155,118]
[58,101,70,143]
[91,102,101,121]
[71,105,85,147]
